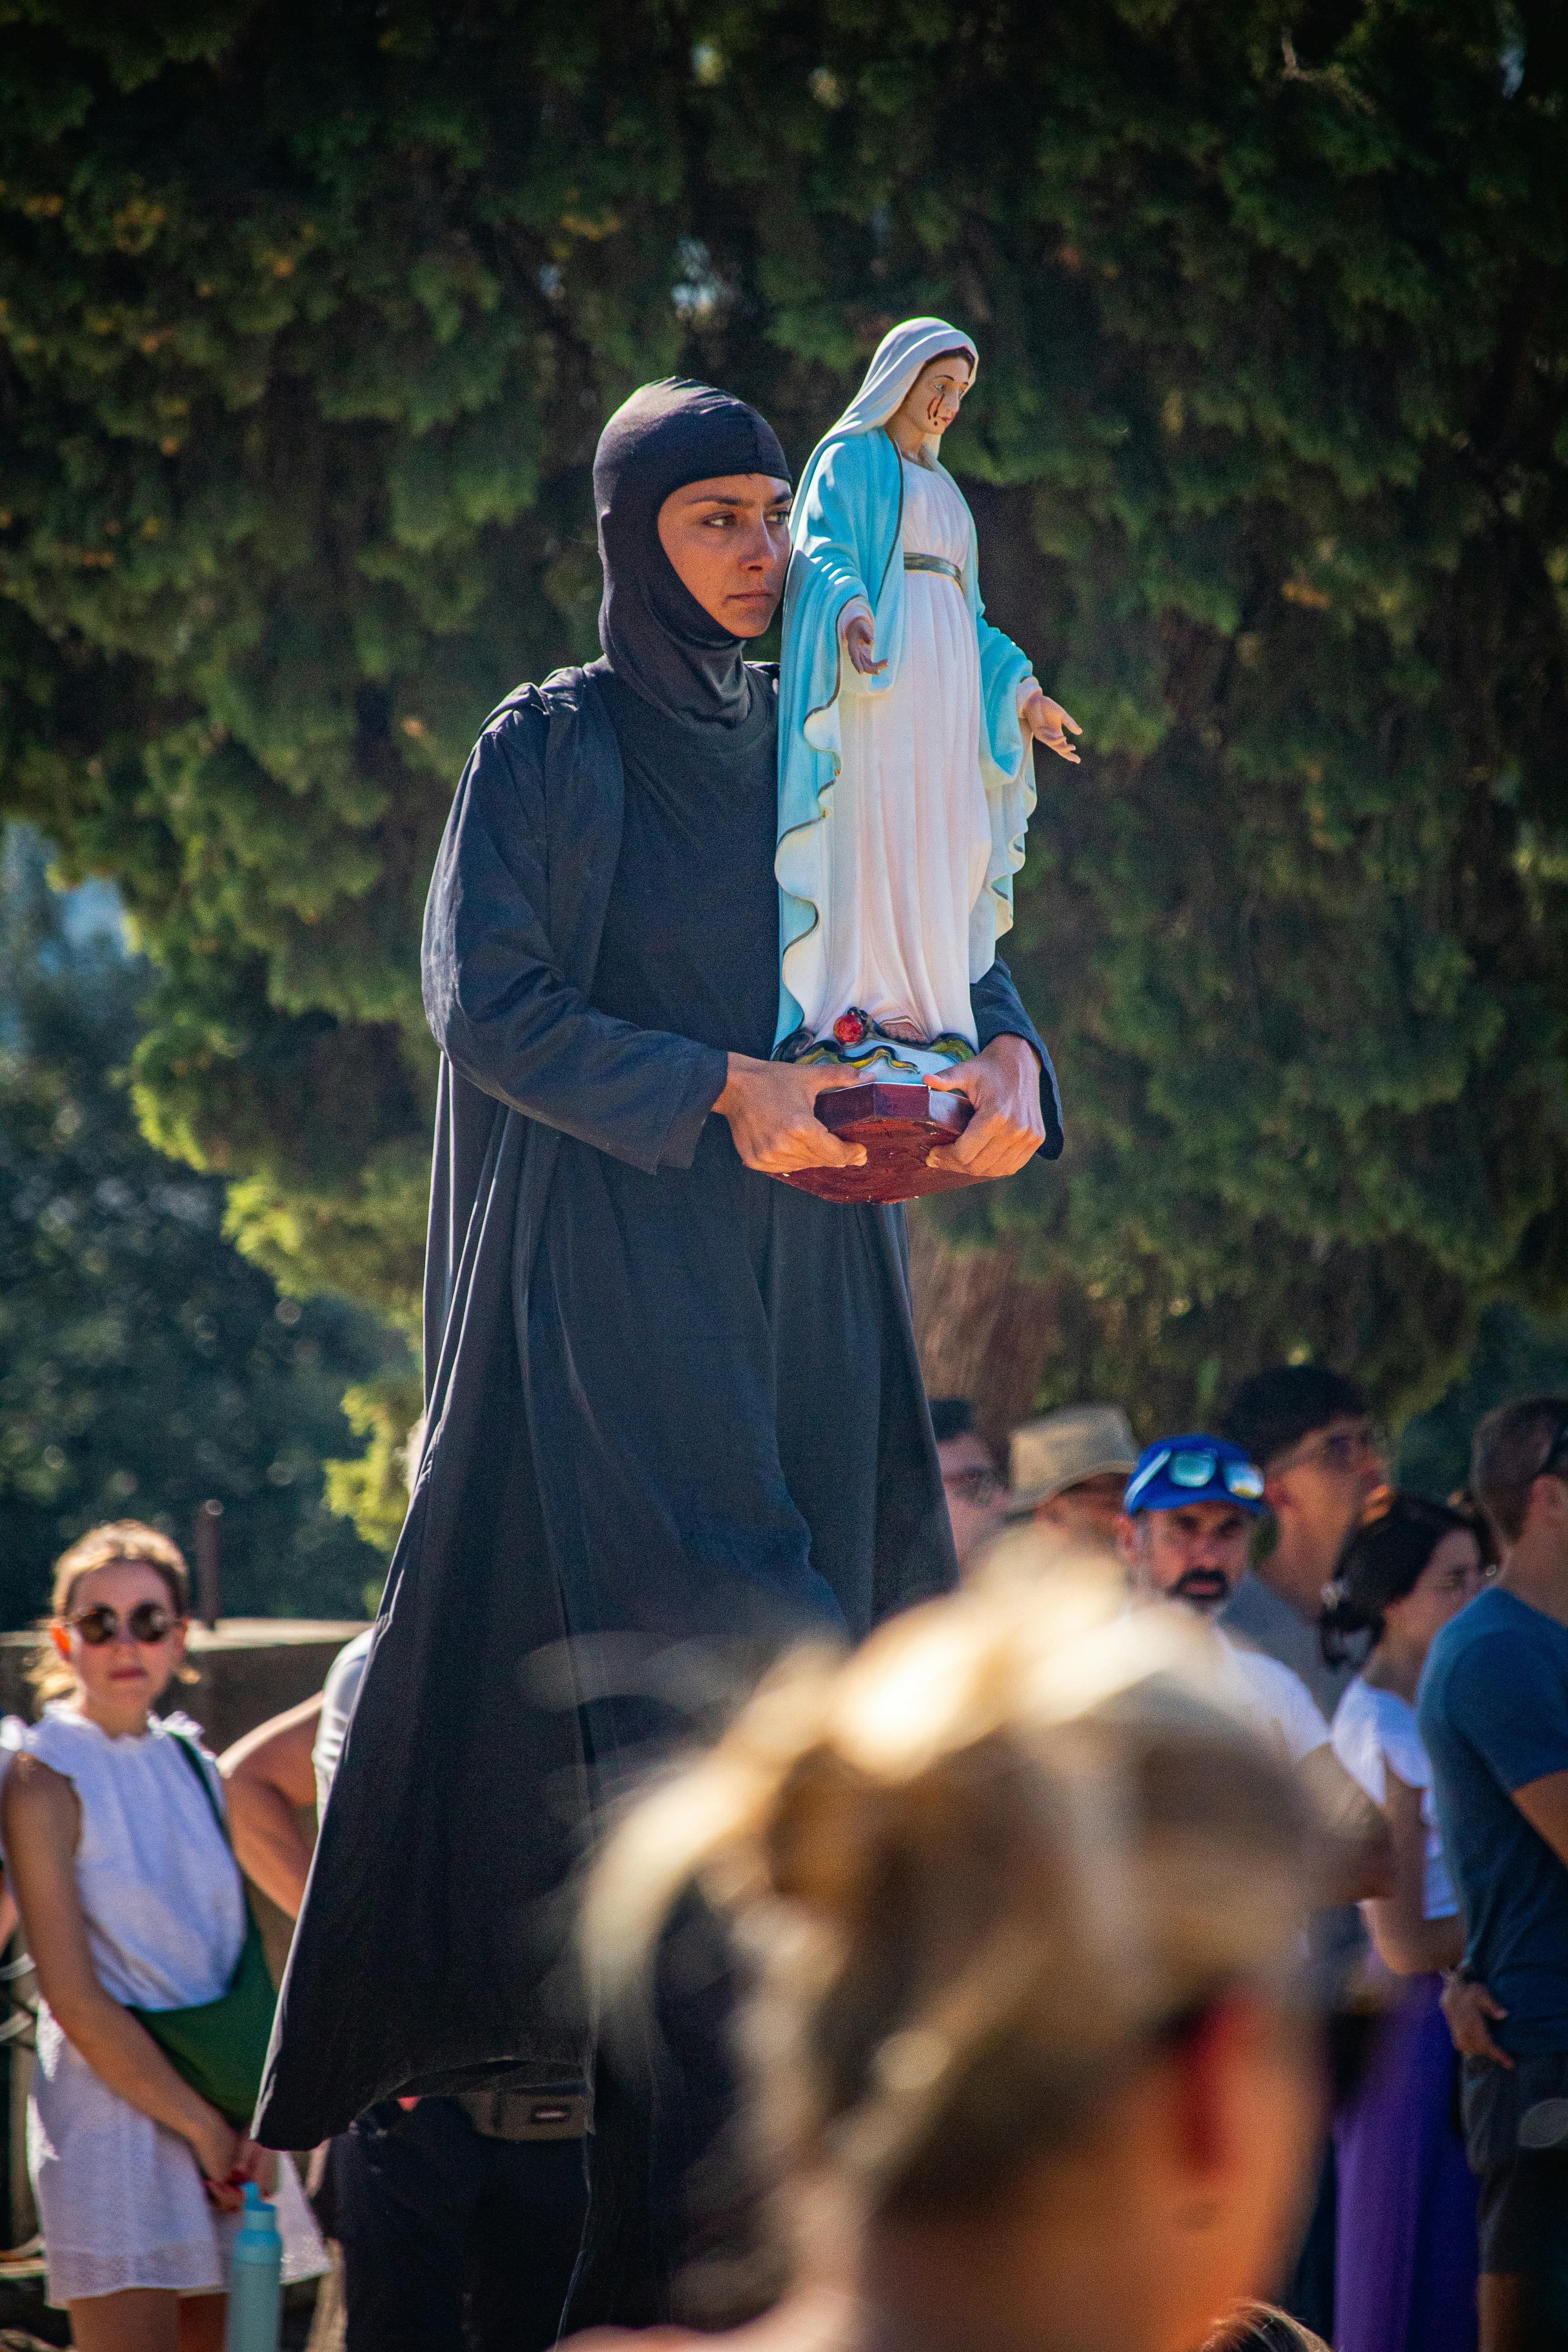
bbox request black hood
[593,377,789,727]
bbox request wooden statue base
[780,1081,976,1205]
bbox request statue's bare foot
[877,1014,925,1042]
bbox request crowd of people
[929,1370,1568,2352]
[0,1367,1566,2351]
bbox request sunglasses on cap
[1123,1448,1266,1512]
[64,1602,181,1646]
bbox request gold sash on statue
[903,552,963,584]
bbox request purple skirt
[1333,1969,1479,2352]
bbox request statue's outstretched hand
[842,612,887,676]
[1019,684,1082,764]
[926,1035,1045,1180]
[715,1055,869,1175]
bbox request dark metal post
[194,1499,223,1629]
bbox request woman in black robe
[257,382,1062,2262]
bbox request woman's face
[892,353,973,443]
[657,471,793,636]
[1381,1529,1485,1657]
[54,1559,186,1725]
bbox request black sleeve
[970,955,1065,1161]
[421,710,727,1173]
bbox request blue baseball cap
[1122,1434,1266,1518]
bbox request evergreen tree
[1,2,1565,1434]
[0,827,392,1627]
[1398,1301,1568,1499]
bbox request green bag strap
[163,1725,266,1957]
[163,1726,233,1849]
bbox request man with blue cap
[1116,1434,1390,1891]
[1117,1442,1393,2342]
[1117,1432,1268,1612]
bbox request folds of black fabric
[257,662,1057,2156]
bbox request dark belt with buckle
[904,553,963,584]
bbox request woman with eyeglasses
[0,1523,324,2352]
[577,1557,1328,2352]
[1321,1494,1487,2352]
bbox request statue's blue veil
[810,317,980,455]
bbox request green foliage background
[0,826,394,1627]
[2,0,1566,1458]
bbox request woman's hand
[842,611,886,677]
[926,1036,1045,1180]
[191,2112,279,2209]
[189,2108,245,2208]
[234,2134,279,2197]
[1018,683,1082,764]
[715,1057,870,1175]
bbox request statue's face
[657,472,794,637]
[894,352,974,442]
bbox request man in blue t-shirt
[1421,1395,1568,2352]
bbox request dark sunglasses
[64,1602,180,1646]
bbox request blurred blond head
[585,1551,1313,2253]
[1200,2305,1329,2352]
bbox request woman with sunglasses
[0,1523,324,2352]
[1321,1494,1487,2352]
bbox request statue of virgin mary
[775,318,1080,1080]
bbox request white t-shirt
[1220,1637,1333,1766]
[1332,1676,1456,1921]
[311,1627,373,1815]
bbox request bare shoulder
[2,1752,79,1844]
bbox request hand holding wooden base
[780,1081,977,1204]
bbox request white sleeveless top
[26,1704,246,2008]
[1332,1678,1457,1921]
[8,1705,327,2304]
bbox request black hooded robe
[257,387,1061,2179]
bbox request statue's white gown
[815,456,994,1049]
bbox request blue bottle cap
[232,2180,281,2256]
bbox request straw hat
[1008,1404,1138,1516]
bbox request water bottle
[223,2180,282,2352]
